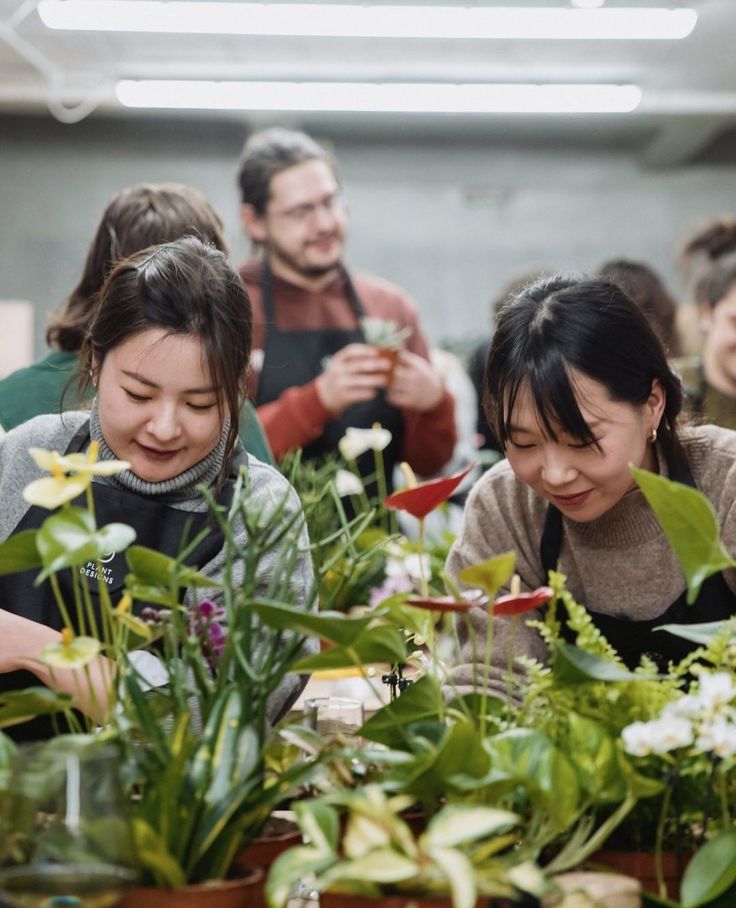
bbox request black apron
[0,422,233,741]
[539,456,736,670]
[255,263,404,492]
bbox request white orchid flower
[622,716,694,756]
[338,426,392,461]
[335,469,365,498]
[697,672,736,713]
[663,694,703,720]
[695,717,736,758]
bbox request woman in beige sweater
[447,276,736,696]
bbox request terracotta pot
[375,346,401,382]
[232,820,301,908]
[590,849,691,900]
[319,894,519,907]
[118,867,263,908]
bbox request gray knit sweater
[446,424,736,695]
[0,410,317,719]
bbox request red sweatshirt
[240,259,456,477]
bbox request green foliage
[632,466,736,604]
[265,786,543,908]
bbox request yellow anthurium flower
[113,597,152,639]
[23,474,92,509]
[23,443,131,509]
[42,628,101,670]
[29,443,130,478]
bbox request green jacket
[0,351,274,464]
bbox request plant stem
[417,518,428,598]
[655,773,674,900]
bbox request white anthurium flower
[335,469,365,498]
[695,717,736,758]
[385,556,411,579]
[338,426,392,461]
[697,672,736,713]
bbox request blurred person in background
[236,127,455,488]
[0,183,273,463]
[598,258,682,358]
[676,218,736,430]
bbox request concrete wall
[2,113,736,360]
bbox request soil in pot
[118,866,263,908]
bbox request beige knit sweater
[446,423,736,693]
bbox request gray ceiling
[1,0,735,163]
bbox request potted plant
[265,785,545,908]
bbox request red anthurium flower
[405,596,475,613]
[384,463,476,520]
[491,586,554,617]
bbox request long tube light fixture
[116,80,642,113]
[40,2,697,41]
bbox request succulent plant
[360,317,413,350]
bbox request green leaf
[632,466,736,604]
[0,687,73,728]
[126,545,217,589]
[457,552,516,599]
[423,805,518,848]
[681,829,736,907]
[130,818,186,889]
[266,845,335,908]
[475,728,580,830]
[553,641,645,684]
[425,845,476,908]
[329,849,418,883]
[361,675,443,749]
[294,800,338,854]
[253,601,374,646]
[0,529,42,575]
[564,713,627,803]
[292,625,407,672]
[654,620,735,647]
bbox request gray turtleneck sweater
[446,423,736,695]
[0,408,317,719]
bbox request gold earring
[649,427,658,444]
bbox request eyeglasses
[270,190,343,225]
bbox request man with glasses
[237,127,455,487]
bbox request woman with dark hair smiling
[0,236,313,739]
[447,276,736,696]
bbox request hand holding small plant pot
[360,317,413,384]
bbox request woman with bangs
[447,276,736,695]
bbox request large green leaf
[632,466,736,604]
[130,817,186,889]
[0,687,73,728]
[680,829,736,907]
[0,529,42,575]
[360,675,444,749]
[292,625,407,672]
[471,728,581,830]
[552,641,644,684]
[266,845,336,908]
[254,601,374,646]
[424,846,475,908]
[654,620,736,647]
[564,712,627,803]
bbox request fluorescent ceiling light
[39,2,697,40]
[115,80,642,113]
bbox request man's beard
[268,234,343,280]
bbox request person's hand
[315,343,390,417]
[0,609,56,675]
[387,349,445,412]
